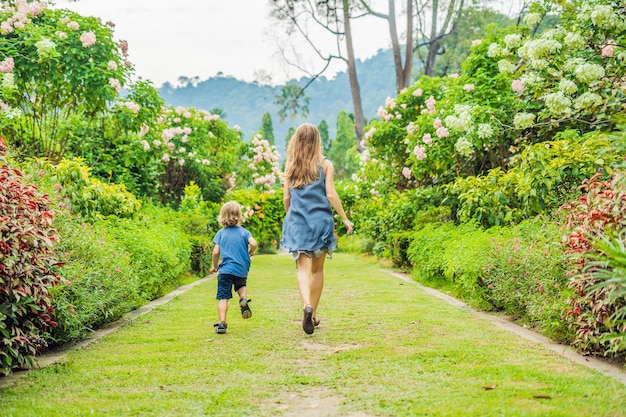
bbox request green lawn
[1,253,625,416]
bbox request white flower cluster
[543,91,572,116]
[454,137,474,157]
[444,105,473,132]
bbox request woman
[281,123,353,334]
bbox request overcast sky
[52,0,390,87]
[52,0,523,87]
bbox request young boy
[211,201,258,334]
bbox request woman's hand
[343,218,354,234]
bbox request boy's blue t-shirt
[213,226,252,278]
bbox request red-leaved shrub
[561,170,626,356]
[0,138,62,375]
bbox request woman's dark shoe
[302,305,314,334]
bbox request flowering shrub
[0,4,135,161]
[0,138,62,375]
[562,169,626,356]
[238,133,282,191]
[360,0,625,202]
[225,188,284,252]
[136,105,243,204]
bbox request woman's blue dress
[281,165,336,254]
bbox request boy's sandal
[312,317,321,327]
[239,297,252,319]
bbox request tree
[431,6,513,76]
[328,111,358,180]
[259,112,275,145]
[318,120,331,153]
[416,0,478,77]
[283,126,296,157]
[269,0,366,151]
[358,0,414,91]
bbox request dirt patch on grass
[273,387,374,417]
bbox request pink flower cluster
[601,40,616,57]
[0,57,14,73]
[511,79,524,93]
[0,1,45,34]
[425,96,436,114]
[120,101,140,114]
[413,145,427,160]
[249,134,281,189]
[402,167,411,179]
[80,32,96,48]
[433,118,449,138]
[109,78,121,92]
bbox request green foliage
[406,218,574,341]
[22,158,141,222]
[362,0,626,198]
[480,221,573,341]
[224,188,284,253]
[582,232,626,355]
[0,139,61,375]
[179,181,220,276]
[427,7,514,76]
[340,183,446,255]
[48,204,192,345]
[446,130,622,227]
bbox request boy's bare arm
[248,236,258,257]
[211,244,220,273]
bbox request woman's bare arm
[323,159,353,234]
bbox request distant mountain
[158,49,412,154]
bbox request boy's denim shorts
[216,273,247,300]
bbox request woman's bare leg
[296,254,313,307]
[309,254,326,318]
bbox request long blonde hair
[218,201,242,227]
[284,123,324,188]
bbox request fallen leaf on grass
[482,385,497,390]
[533,394,552,399]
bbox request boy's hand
[210,267,218,274]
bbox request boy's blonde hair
[218,201,242,227]
[284,123,324,188]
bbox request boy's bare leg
[217,299,228,323]
[237,286,247,299]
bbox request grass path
[1,253,626,416]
